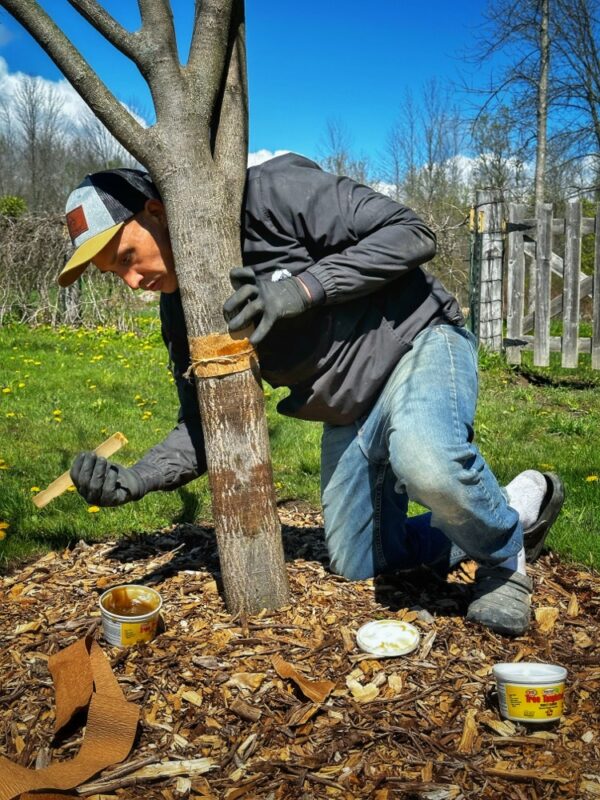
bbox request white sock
[498,546,527,575]
[505,470,547,530]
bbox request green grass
[1,321,599,572]
[475,347,600,568]
[0,317,322,571]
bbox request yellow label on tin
[120,619,157,646]
[505,683,564,720]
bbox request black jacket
[134,153,464,493]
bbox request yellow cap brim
[58,222,124,287]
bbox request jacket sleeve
[259,155,436,305]
[131,299,207,494]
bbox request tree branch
[213,0,248,191]
[138,0,176,41]
[67,0,140,63]
[0,0,149,165]
[187,0,234,121]
[135,0,182,120]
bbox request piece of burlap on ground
[0,637,139,800]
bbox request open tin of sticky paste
[99,584,162,647]
[356,620,420,657]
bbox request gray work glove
[70,452,147,507]
[223,266,312,345]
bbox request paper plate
[356,619,420,657]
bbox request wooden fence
[471,189,600,370]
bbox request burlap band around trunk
[188,333,257,379]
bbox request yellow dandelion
[0,521,9,530]
[0,530,6,541]
[67,485,76,492]
[539,464,555,470]
[585,475,598,482]
[87,505,100,513]
[2,387,11,394]
[6,412,16,418]
[53,409,61,415]
[89,385,97,389]
[18,382,25,388]
[0,464,9,470]
[30,486,40,492]
[53,417,62,423]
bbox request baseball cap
[59,168,160,287]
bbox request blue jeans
[321,324,523,580]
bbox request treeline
[0,76,143,327]
[319,0,600,306]
[0,0,598,326]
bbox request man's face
[92,200,178,293]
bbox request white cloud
[0,56,146,128]
[0,56,85,121]
[372,181,397,198]
[0,59,300,167]
[247,149,290,167]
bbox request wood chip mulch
[1,504,599,800]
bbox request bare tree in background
[0,74,145,208]
[471,106,529,199]
[0,0,289,613]
[382,83,470,302]
[76,107,140,170]
[553,0,600,197]
[11,76,67,210]
[466,0,553,308]
[319,118,372,184]
[0,97,18,198]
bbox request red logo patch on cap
[66,205,89,240]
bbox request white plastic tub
[493,662,567,723]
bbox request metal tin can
[493,662,567,723]
[99,584,162,647]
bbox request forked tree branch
[135,0,182,117]
[138,0,176,41]
[67,0,139,63]
[187,0,234,122]
[69,0,182,111]
[0,0,149,165]
[214,0,248,193]
[137,0,178,66]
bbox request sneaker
[523,472,565,563]
[466,566,532,636]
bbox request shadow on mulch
[104,513,472,622]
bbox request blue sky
[0,1,494,162]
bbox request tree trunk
[151,164,289,614]
[530,0,550,312]
[0,0,291,614]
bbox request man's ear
[145,198,167,226]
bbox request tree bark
[151,168,289,613]
[1,0,290,613]
[530,0,550,311]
